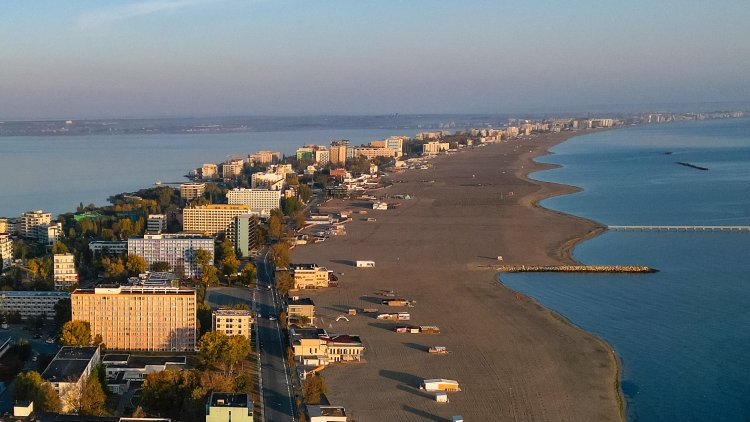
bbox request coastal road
[255,248,296,422]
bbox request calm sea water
[0,128,408,217]
[502,119,750,422]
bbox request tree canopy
[14,371,62,413]
[60,320,92,346]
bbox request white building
[227,188,282,217]
[21,210,51,241]
[247,150,281,166]
[179,183,206,201]
[183,204,252,236]
[38,222,63,245]
[0,232,12,268]
[88,241,128,255]
[251,172,285,190]
[146,214,167,234]
[307,405,347,422]
[212,309,253,339]
[222,159,244,180]
[54,253,78,290]
[41,346,101,413]
[127,234,214,278]
[0,291,70,319]
[422,141,450,155]
[201,163,219,179]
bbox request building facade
[0,291,70,319]
[226,189,281,216]
[290,264,330,289]
[0,232,12,268]
[212,309,253,339]
[422,141,450,155]
[21,210,51,241]
[88,241,128,255]
[183,204,251,237]
[72,285,197,351]
[354,147,396,160]
[180,183,206,201]
[222,159,244,180]
[206,392,253,422]
[247,150,281,166]
[233,214,258,258]
[146,214,167,234]
[53,253,78,291]
[41,346,101,413]
[201,163,218,179]
[286,297,315,324]
[250,172,285,190]
[127,234,214,278]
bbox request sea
[0,128,415,217]
[501,118,750,422]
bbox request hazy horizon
[2,1,749,120]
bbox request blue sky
[1,0,748,119]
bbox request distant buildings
[53,253,78,290]
[127,233,214,278]
[226,188,281,217]
[212,309,253,339]
[201,163,219,180]
[21,210,51,241]
[248,150,281,166]
[329,140,349,165]
[206,392,254,422]
[296,145,329,164]
[354,147,396,160]
[88,241,128,255]
[0,291,69,319]
[370,135,406,157]
[0,232,12,268]
[250,172,285,190]
[41,346,101,413]
[222,159,245,181]
[72,285,197,351]
[183,204,251,237]
[422,141,450,155]
[179,183,206,201]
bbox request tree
[281,197,303,216]
[198,331,228,368]
[278,310,287,327]
[60,320,92,346]
[271,242,291,268]
[196,303,213,337]
[238,264,256,287]
[101,256,125,280]
[224,335,250,375]
[126,254,148,275]
[275,271,294,296]
[221,255,240,277]
[52,241,69,254]
[14,371,62,413]
[293,212,306,230]
[298,184,312,203]
[268,213,283,239]
[200,265,219,286]
[194,249,212,268]
[150,261,171,272]
[302,375,327,405]
[80,372,107,416]
[54,298,72,329]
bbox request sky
[1,0,749,119]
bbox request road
[255,248,296,422]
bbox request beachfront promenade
[608,225,750,232]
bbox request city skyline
[1,0,749,119]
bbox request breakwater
[676,161,709,171]
[495,265,658,273]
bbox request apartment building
[206,392,253,422]
[38,222,63,245]
[183,204,251,237]
[179,183,206,201]
[0,291,70,319]
[88,241,128,255]
[226,189,281,216]
[201,163,219,179]
[250,172,285,190]
[53,253,78,291]
[222,159,244,180]
[233,214,259,258]
[290,264,330,289]
[354,147,396,160]
[422,141,450,155]
[127,233,214,278]
[0,232,12,268]
[212,309,253,339]
[248,150,281,166]
[21,210,51,241]
[329,141,349,165]
[0,217,22,235]
[286,297,315,325]
[371,135,406,157]
[71,285,197,351]
[146,214,167,234]
[41,346,101,413]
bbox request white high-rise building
[180,183,206,201]
[127,234,214,278]
[227,188,282,217]
[0,232,12,268]
[53,253,78,290]
[146,214,167,234]
[21,210,51,241]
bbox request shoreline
[292,130,624,421]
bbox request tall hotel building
[183,204,251,236]
[127,234,214,278]
[226,189,281,217]
[72,285,197,351]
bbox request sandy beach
[291,131,622,421]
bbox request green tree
[126,254,148,275]
[196,303,212,337]
[198,331,228,368]
[281,197,302,216]
[54,298,72,329]
[224,335,250,375]
[14,371,62,413]
[271,242,291,268]
[80,372,107,416]
[200,265,219,286]
[302,375,327,405]
[239,264,256,287]
[194,249,212,267]
[221,255,240,277]
[150,261,172,272]
[293,212,306,230]
[275,271,294,296]
[52,241,69,254]
[268,213,283,239]
[298,184,312,202]
[60,320,92,346]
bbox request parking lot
[1,322,61,362]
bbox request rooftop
[307,405,347,418]
[324,335,362,345]
[102,354,187,368]
[0,291,70,298]
[292,327,327,340]
[41,347,99,383]
[213,309,253,316]
[74,285,195,296]
[288,297,315,306]
[208,392,251,409]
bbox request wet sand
[292,131,622,421]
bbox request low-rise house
[102,354,186,382]
[307,405,348,422]
[206,392,253,422]
[41,346,101,412]
[287,297,315,325]
[290,264,331,289]
[291,328,364,365]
